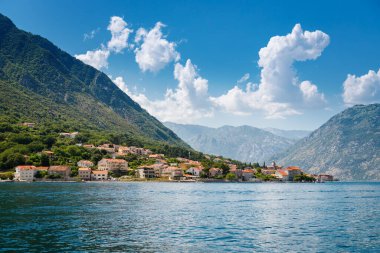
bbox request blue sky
[1,0,379,130]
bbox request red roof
[286,166,301,171]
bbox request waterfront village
[1,128,335,183]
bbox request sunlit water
[0,182,379,252]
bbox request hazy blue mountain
[164,122,299,163]
[275,104,380,181]
[264,128,311,140]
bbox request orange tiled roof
[243,169,254,173]
[92,170,108,175]
[16,165,36,170]
[277,170,288,176]
[78,167,91,171]
[286,166,301,171]
[35,166,49,170]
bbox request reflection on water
[0,182,379,252]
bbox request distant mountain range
[274,104,380,181]
[164,122,309,163]
[0,13,187,149]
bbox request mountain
[275,104,380,181]
[264,128,311,140]
[0,13,187,149]
[164,122,298,163]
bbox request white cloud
[107,16,133,53]
[75,48,110,70]
[114,59,213,123]
[211,24,329,118]
[299,81,326,106]
[343,69,380,105]
[134,22,180,72]
[76,16,131,69]
[83,28,99,41]
[112,76,130,94]
[237,73,250,84]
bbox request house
[242,169,254,181]
[161,166,179,177]
[14,165,36,181]
[209,168,223,178]
[83,144,95,149]
[77,160,94,168]
[149,154,164,159]
[97,144,116,153]
[185,167,202,177]
[78,167,91,180]
[48,166,71,179]
[91,170,108,181]
[262,169,276,175]
[59,132,79,139]
[275,169,289,181]
[230,168,243,178]
[285,166,303,181]
[317,174,334,182]
[137,166,156,179]
[169,168,184,180]
[21,122,35,128]
[97,158,128,171]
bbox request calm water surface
[0,182,379,252]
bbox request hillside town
[6,134,334,183]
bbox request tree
[225,173,237,180]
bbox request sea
[0,182,379,252]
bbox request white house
[137,166,156,179]
[78,167,91,180]
[91,170,108,180]
[185,167,202,177]
[97,158,128,171]
[14,165,36,182]
[77,160,94,168]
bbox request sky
[1,0,379,130]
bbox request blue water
[0,182,379,252]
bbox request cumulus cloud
[75,48,110,70]
[115,59,213,123]
[211,24,329,118]
[107,16,133,53]
[76,16,132,70]
[299,81,326,106]
[112,76,130,94]
[343,69,380,105]
[134,22,180,72]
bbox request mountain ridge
[274,104,380,180]
[164,122,302,163]
[0,13,187,148]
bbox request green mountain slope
[275,104,380,181]
[0,13,187,148]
